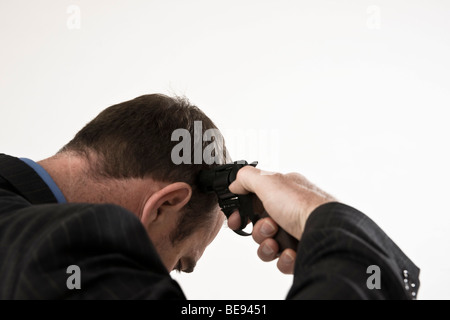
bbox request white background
[1,1,449,300]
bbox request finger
[229,166,309,239]
[252,217,278,244]
[227,211,242,230]
[277,249,296,275]
[228,166,267,195]
[227,210,252,231]
[257,238,279,262]
[229,166,293,220]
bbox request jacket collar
[0,154,58,204]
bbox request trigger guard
[229,209,252,236]
[236,202,252,236]
[238,208,248,231]
[234,229,252,236]
[234,194,259,237]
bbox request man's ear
[141,182,192,228]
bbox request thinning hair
[62,94,228,243]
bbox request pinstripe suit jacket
[0,154,184,299]
[0,153,420,299]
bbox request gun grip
[250,194,299,252]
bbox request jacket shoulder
[0,203,180,299]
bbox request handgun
[198,161,299,252]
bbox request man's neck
[37,152,160,217]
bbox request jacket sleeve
[287,202,420,300]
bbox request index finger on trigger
[227,211,242,230]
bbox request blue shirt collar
[20,158,67,204]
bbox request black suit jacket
[0,154,419,299]
[0,154,184,299]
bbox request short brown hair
[62,94,227,243]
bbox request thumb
[229,165,270,195]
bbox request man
[0,94,419,299]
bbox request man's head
[44,94,228,272]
